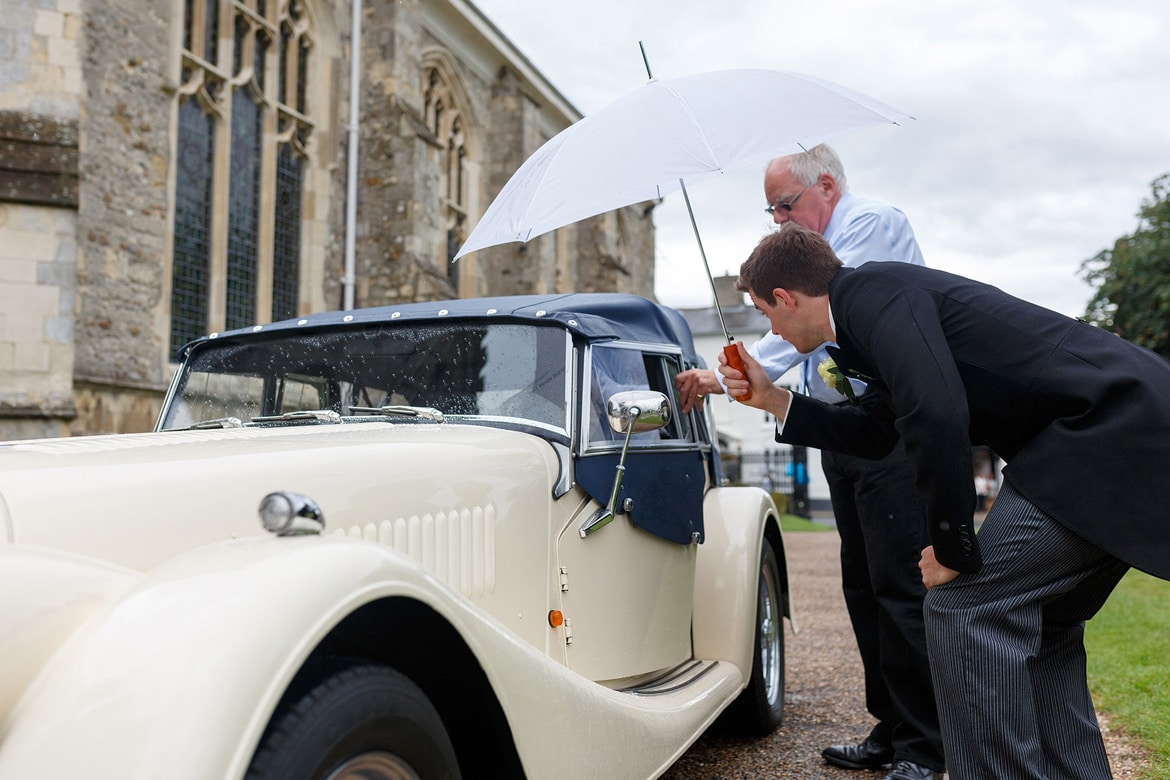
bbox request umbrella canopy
[454,68,912,259]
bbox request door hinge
[559,565,569,593]
[563,617,573,645]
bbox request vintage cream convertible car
[0,293,792,779]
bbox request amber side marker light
[548,610,564,627]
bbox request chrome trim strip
[618,660,721,696]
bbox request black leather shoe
[883,759,944,780]
[821,736,895,770]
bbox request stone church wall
[71,0,174,422]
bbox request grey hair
[786,144,848,191]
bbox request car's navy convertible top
[180,293,701,366]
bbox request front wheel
[719,541,786,735]
[246,661,460,780]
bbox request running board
[618,660,721,697]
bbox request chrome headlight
[259,491,325,536]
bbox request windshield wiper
[250,409,343,424]
[186,416,244,430]
[347,405,445,423]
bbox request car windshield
[159,322,570,432]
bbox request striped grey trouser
[923,482,1129,780]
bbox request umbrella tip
[638,40,653,80]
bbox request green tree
[1081,172,1170,359]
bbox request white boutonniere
[817,357,857,402]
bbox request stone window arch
[421,53,477,296]
[170,0,315,355]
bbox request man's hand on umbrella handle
[719,342,786,413]
[722,344,753,402]
[719,342,794,420]
[717,342,747,392]
[919,545,960,589]
[675,369,724,414]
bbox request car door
[555,342,708,683]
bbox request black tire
[718,542,786,736]
[246,661,461,780]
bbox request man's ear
[773,287,796,310]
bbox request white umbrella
[455,68,910,258]
[454,67,911,390]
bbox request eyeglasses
[765,184,811,215]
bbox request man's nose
[772,210,789,225]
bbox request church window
[423,65,469,294]
[171,0,313,355]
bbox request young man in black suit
[720,222,1170,780]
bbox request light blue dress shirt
[742,191,925,402]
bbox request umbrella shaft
[680,179,734,345]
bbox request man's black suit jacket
[778,262,1170,580]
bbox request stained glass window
[226,88,261,330]
[273,143,302,322]
[170,97,216,355]
[170,0,312,355]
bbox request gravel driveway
[662,530,1150,779]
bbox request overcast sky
[468,0,1170,318]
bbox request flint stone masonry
[73,0,171,394]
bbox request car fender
[0,545,139,724]
[0,536,489,779]
[692,486,793,674]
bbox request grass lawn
[779,513,834,532]
[1085,568,1170,779]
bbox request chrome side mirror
[579,391,670,538]
[605,390,671,434]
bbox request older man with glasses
[675,144,944,780]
